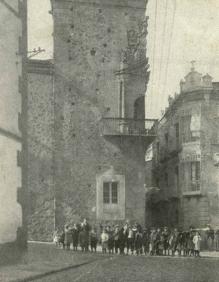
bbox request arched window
[134,96,145,120]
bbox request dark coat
[72,228,79,246]
[135,232,143,249]
[79,230,89,247]
[64,229,72,245]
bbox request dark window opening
[111,182,118,204]
[103,182,118,204]
[119,81,123,118]
[103,182,110,204]
[175,123,179,147]
[191,161,200,191]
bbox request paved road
[33,254,219,282]
[2,243,219,282]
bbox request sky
[28,0,219,119]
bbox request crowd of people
[52,219,210,258]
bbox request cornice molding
[51,0,147,10]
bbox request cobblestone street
[1,243,219,282]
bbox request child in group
[193,231,202,257]
[53,229,60,247]
[90,228,98,253]
[101,228,109,253]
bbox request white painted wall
[0,1,23,244]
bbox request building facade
[0,1,28,263]
[27,60,55,241]
[147,66,219,229]
[27,0,156,240]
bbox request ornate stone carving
[127,29,139,47]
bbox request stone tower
[50,0,155,228]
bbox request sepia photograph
[1,0,219,281]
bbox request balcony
[102,118,157,137]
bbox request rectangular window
[103,182,110,204]
[181,116,192,143]
[103,182,118,204]
[111,182,118,204]
[191,162,200,191]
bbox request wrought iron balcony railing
[190,180,201,192]
[102,118,157,137]
[183,181,201,196]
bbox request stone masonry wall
[27,61,55,241]
[51,0,148,228]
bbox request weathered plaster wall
[0,0,27,264]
